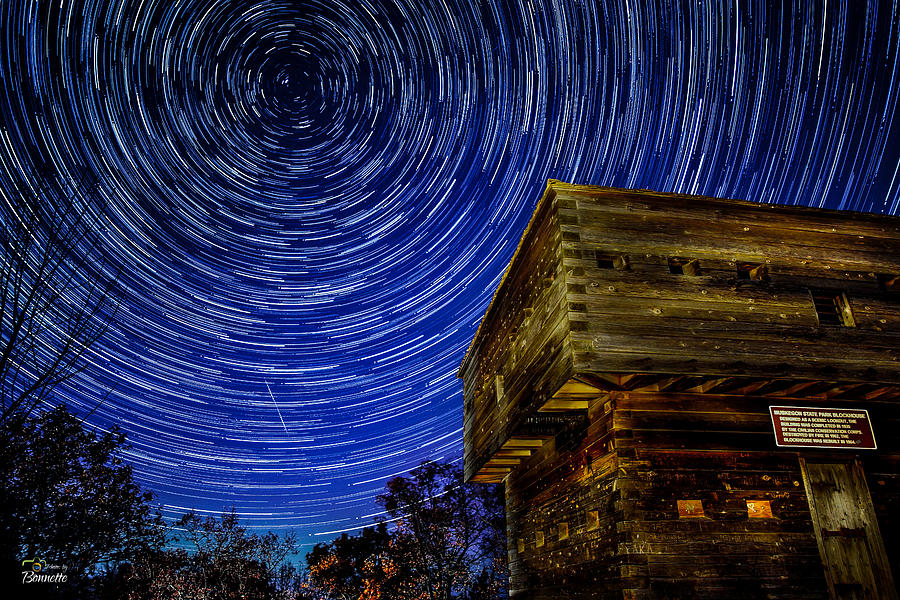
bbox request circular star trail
[2,0,900,545]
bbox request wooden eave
[458,180,561,378]
[470,371,900,482]
[464,181,900,482]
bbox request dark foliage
[305,522,401,600]
[306,461,507,600]
[378,461,507,600]
[98,508,300,600]
[0,405,166,597]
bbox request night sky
[2,0,900,547]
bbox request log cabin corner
[459,181,900,599]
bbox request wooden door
[800,459,897,600]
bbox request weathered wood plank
[462,183,900,599]
[557,183,900,239]
[564,209,900,266]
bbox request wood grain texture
[462,182,900,478]
[460,183,900,598]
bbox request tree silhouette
[1,405,166,597]
[305,522,403,600]
[0,168,118,423]
[99,508,299,600]
[377,461,507,600]
[305,461,507,600]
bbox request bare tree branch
[0,169,118,423]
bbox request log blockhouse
[459,181,900,599]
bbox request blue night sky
[2,0,900,548]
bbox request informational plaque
[769,406,876,449]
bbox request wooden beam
[470,475,504,483]
[777,380,836,398]
[618,373,670,391]
[502,438,546,449]
[698,377,768,395]
[651,375,689,392]
[553,379,603,397]
[479,467,512,475]
[728,379,778,395]
[573,373,624,391]
[494,449,535,458]
[751,378,806,397]
[663,376,711,393]
[539,398,590,412]
[866,386,900,401]
[484,458,521,467]
[685,377,731,394]
[824,383,874,400]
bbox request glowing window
[585,510,599,531]
[677,499,705,518]
[747,500,773,518]
[878,274,898,292]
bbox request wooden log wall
[557,184,900,385]
[462,181,900,481]
[460,191,574,481]
[461,182,900,598]
[505,391,622,598]
[506,387,900,599]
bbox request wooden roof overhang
[469,372,900,483]
[461,181,900,483]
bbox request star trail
[2,0,900,546]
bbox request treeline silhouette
[2,406,507,600]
